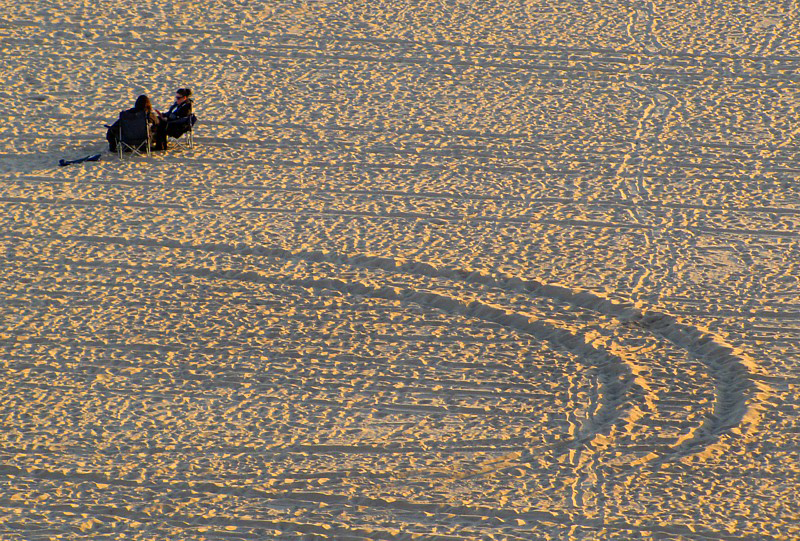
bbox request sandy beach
[1,0,799,539]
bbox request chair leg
[166,129,193,151]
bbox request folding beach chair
[166,114,197,150]
[116,109,153,158]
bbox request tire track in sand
[8,232,772,475]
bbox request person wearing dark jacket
[106,95,161,153]
[155,88,195,150]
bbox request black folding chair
[166,114,197,150]
[116,110,153,158]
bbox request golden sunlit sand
[1,0,799,539]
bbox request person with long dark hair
[105,95,161,153]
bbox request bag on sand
[59,154,101,166]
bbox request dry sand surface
[2,0,800,539]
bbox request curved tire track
[7,231,772,471]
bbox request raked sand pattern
[2,1,800,539]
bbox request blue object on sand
[59,154,101,167]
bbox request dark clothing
[164,99,192,122]
[155,98,195,149]
[106,107,160,152]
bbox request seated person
[106,95,160,153]
[155,88,195,149]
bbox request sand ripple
[1,0,799,539]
